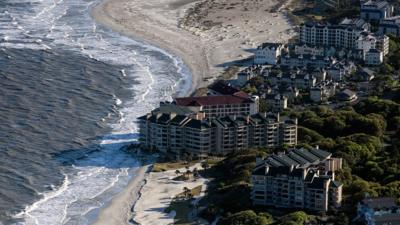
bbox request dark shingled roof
[292,148,320,162]
[169,115,190,126]
[330,180,342,188]
[258,148,332,171]
[175,95,254,106]
[209,81,242,96]
[309,148,332,159]
[308,177,329,189]
[272,155,300,167]
[153,104,194,115]
[259,42,283,49]
[362,197,398,209]
[253,166,266,176]
[184,119,213,130]
[373,213,400,225]
[148,113,171,124]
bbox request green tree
[220,210,273,225]
[280,211,308,225]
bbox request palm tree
[183,187,190,199]
[201,161,209,171]
[185,169,192,179]
[193,168,199,178]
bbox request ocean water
[0,0,191,224]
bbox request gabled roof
[169,115,190,126]
[362,197,398,209]
[174,95,254,106]
[153,103,194,115]
[184,119,213,130]
[209,81,242,95]
[309,148,332,159]
[308,177,329,189]
[254,148,332,174]
[259,42,284,49]
[330,180,343,188]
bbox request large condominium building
[299,22,366,49]
[360,0,394,22]
[299,22,389,65]
[138,110,297,157]
[174,93,259,119]
[252,148,343,212]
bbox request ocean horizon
[0,0,191,224]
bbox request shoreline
[92,164,152,225]
[91,0,210,94]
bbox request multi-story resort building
[251,148,343,212]
[299,21,389,65]
[299,22,367,49]
[360,0,394,22]
[173,93,259,119]
[138,109,297,157]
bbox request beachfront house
[254,43,286,65]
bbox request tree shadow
[215,57,254,68]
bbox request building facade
[299,22,366,49]
[360,0,394,22]
[310,81,337,103]
[379,16,400,37]
[174,93,259,119]
[251,148,343,212]
[138,112,298,157]
[265,71,317,90]
[254,43,286,65]
[265,94,288,112]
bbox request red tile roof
[175,95,254,106]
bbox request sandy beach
[92,0,295,93]
[92,165,151,225]
[91,0,295,224]
[133,163,208,225]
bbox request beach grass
[152,161,198,172]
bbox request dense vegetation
[198,96,400,224]
[288,99,400,207]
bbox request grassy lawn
[152,161,198,172]
[164,185,203,225]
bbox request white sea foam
[8,0,192,224]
